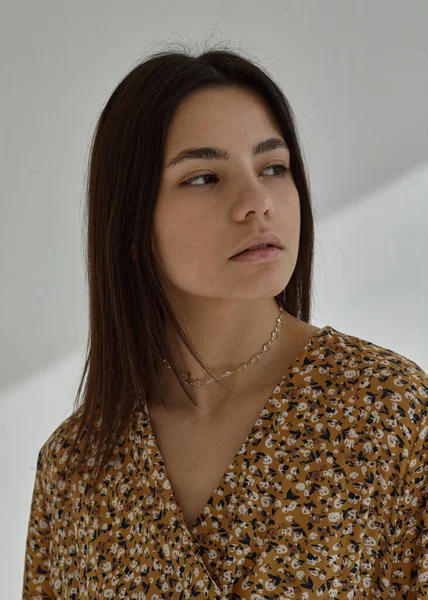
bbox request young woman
[22,44,428,599]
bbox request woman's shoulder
[328,325,427,389]
[37,405,87,472]
[324,325,428,446]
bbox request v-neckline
[142,324,330,535]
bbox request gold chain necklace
[161,304,284,387]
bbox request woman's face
[151,86,301,310]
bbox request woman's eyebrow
[165,137,289,169]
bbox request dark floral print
[22,325,428,599]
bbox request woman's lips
[230,246,283,262]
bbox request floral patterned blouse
[22,324,428,599]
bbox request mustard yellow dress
[22,325,428,599]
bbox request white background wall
[1,1,427,597]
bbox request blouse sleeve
[387,407,428,599]
[21,446,55,599]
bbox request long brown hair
[63,41,316,491]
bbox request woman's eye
[180,164,290,187]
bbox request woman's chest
[148,393,274,530]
